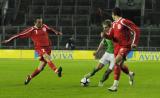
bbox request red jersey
[106,18,140,48]
[7,24,57,48]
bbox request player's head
[34,17,43,28]
[102,19,112,31]
[112,7,122,20]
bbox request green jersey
[101,38,114,53]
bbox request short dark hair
[102,19,112,27]
[112,7,122,16]
[34,17,43,22]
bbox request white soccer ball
[80,78,90,87]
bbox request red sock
[114,65,121,80]
[47,61,58,73]
[121,64,129,75]
[31,69,41,78]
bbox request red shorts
[114,45,131,59]
[35,46,51,61]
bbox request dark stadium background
[0,0,160,50]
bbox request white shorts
[99,52,114,70]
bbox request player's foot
[98,81,104,87]
[24,75,31,85]
[108,85,118,92]
[57,67,62,77]
[129,72,135,85]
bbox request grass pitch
[0,59,160,98]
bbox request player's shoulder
[43,24,49,28]
[112,21,116,24]
[104,38,111,42]
[120,18,132,24]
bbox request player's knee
[41,66,45,71]
[37,67,43,71]
[98,63,104,69]
[106,69,112,74]
[43,54,51,62]
[38,65,46,71]
[43,56,50,62]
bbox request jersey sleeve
[105,27,114,40]
[7,27,33,42]
[100,39,105,44]
[43,24,51,30]
[43,24,59,34]
[120,19,141,45]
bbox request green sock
[85,68,100,79]
[100,69,112,83]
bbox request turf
[0,59,160,98]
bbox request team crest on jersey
[117,24,122,29]
[35,30,38,34]
[42,27,46,32]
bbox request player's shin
[109,64,121,90]
[43,54,58,73]
[31,62,46,78]
[47,60,63,77]
[121,64,129,75]
[114,65,121,81]
[84,68,99,79]
[85,64,103,79]
[47,61,58,73]
[100,69,112,83]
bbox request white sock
[113,80,119,87]
[129,71,133,76]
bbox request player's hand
[93,51,98,56]
[131,44,137,49]
[56,32,63,35]
[100,32,105,38]
[1,40,9,44]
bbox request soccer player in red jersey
[102,7,140,91]
[1,18,63,85]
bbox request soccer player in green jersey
[83,20,115,86]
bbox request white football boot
[108,80,119,92]
[129,72,135,86]
[98,81,104,87]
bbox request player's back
[112,18,133,47]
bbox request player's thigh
[115,47,130,65]
[108,54,115,70]
[96,63,105,69]
[43,53,52,62]
[39,48,52,62]
[38,61,47,70]
[99,52,110,65]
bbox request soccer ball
[80,78,90,87]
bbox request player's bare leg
[24,61,47,85]
[43,53,62,77]
[84,63,104,79]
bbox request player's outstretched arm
[1,34,19,44]
[93,39,104,56]
[1,39,11,44]
[50,28,63,35]
[44,24,63,35]
[1,27,33,44]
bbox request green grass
[0,59,160,98]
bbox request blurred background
[0,0,160,50]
